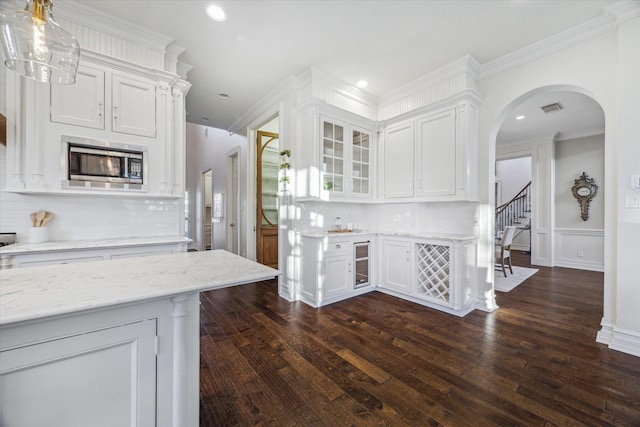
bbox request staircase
[496,182,532,251]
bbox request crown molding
[478,1,640,80]
[55,1,174,53]
[227,76,296,136]
[379,55,480,106]
[604,0,640,24]
[377,55,480,121]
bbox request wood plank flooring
[198,252,640,426]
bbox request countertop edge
[0,236,193,255]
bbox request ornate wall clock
[571,172,598,221]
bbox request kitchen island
[0,250,279,427]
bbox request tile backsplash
[295,200,479,235]
[0,146,180,243]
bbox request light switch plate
[632,175,640,189]
[626,194,640,208]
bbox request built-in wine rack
[415,243,451,305]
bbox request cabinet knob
[336,244,341,249]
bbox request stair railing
[495,181,531,239]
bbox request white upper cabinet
[382,121,414,199]
[294,103,375,201]
[50,64,156,138]
[415,108,456,197]
[51,64,105,130]
[321,116,374,199]
[111,74,157,138]
[381,100,478,202]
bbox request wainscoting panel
[554,228,604,271]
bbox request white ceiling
[497,91,605,145]
[78,0,613,139]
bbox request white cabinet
[415,108,456,197]
[380,238,411,293]
[5,54,188,196]
[381,99,479,202]
[321,116,374,199]
[0,319,157,427]
[50,64,156,138]
[294,103,374,201]
[50,64,105,129]
[111,74,157,137]
[300,234,374,306]
[377,235,478,316]
[382,122,414,198]
[323,250,352,299]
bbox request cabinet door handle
[98,103,103,118]
[113,105,118,121]
[348,262,352,273]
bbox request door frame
[246,107,282,262]
[226,147,240,254]
[200,166,213,251]
[256,130,279,267]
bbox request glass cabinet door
[322,120,344,193]
[351,128,370,195]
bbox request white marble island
[0,250,279,427]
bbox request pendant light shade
[0,0,80,84]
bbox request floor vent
[541,102,563,113]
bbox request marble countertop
[0,236,192,255]
[301,230,477,241]
[0,250,279,325]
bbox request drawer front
[324,240,351,255]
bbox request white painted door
[381,239,412,293]
[415,108,456,197]
[0,319,157,427]
[383,121,414,198]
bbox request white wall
[554,134,605,271]
[496,157,531,206]
[185,123,248,254]
[555,135,605,229]
[478,17,640,356]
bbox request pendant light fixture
[0,0,80,84]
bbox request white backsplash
[295,200,479,235]
[0,146,180,243]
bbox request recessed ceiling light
[206,5,227,22]
[356,80,368,89]
[516,115,525,120]
[218,93,230,99]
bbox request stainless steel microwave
[62,136,147,190]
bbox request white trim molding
[553,228,604,272]
[478,1,640,80]
[599,326,640,358]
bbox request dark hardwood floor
[198,252,640,426]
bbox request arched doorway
[489,84,608,327]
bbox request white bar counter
[0,250,279,427]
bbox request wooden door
[256,131,279,268]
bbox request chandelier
[0,0,80,84]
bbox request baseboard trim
[608,327,640,358]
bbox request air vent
[541,102,563,114]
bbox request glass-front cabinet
[322,120,345,193]
[351,127,370,195]
[321,116,373,199]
